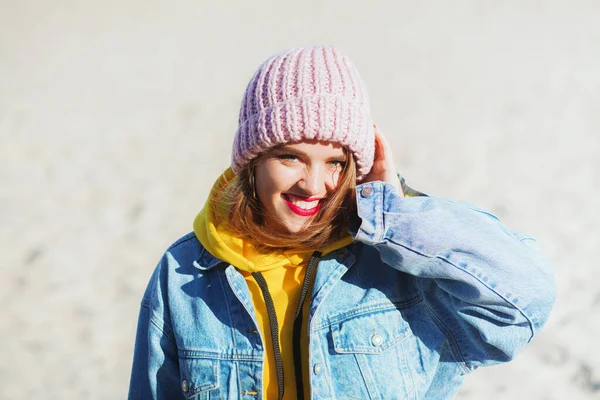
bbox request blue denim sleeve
[352,181,556,372]
[128,255,184,399]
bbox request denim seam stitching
[309,263,349,332]
[377,182,384,242]
[178,349,263,361]
[217,268,239,350]
[437,252,535,343]
[313,297,423,331]
[314,339,335,398]
[387,236,535,337]
[399,339,418,399]
[354,353,379,400]
[145,305,178,346]
[389,238,536,366]
[226,267,263,338]
[413,283,470,374]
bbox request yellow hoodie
[194,168,352,399]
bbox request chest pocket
[332,307,411,354]
[327,304,420,400]
[178,353,220,399]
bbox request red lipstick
[283,194,322,216]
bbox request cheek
[328,169,342,191]
[255,175,275,207]
[254,163,292,203]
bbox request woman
[129,46,555,399]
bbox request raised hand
[359,125,404,196]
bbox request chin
[282,222,308,234]
[267,208,312,234]
[279,216,312,234]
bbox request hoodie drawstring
[251,251,322,400]
[292,252,321,400]
[252,272,285,400]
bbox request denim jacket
[128,181,555,399]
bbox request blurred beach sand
[1,1,599,398]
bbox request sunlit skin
[254,140,345,233]
[254,127,403,234]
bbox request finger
[373,125,392,162]
[373,125,384,161]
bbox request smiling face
[254,140,347,234]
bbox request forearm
[352,181,556,368]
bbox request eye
[327,160,346,170]
[277,153,300,163]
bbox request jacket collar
[193,243,356,272]
[193,246,224,271]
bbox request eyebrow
[273,147,303,156]
[274,146,346,160]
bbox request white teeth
[287,196,319,210]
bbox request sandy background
[1,1,599,399]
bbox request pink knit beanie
[232,46,375,179]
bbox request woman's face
[254,140,346,234]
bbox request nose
[298,165,328,196]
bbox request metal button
[360,186,374,198]
[181,379,190,393]
[337,252,345,259]
[371,334,383,347]
[313,363,323,375]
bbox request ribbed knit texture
[232,46,375,179]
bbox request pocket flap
[178,355,220,398]
[331,308,410,354]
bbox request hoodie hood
[193,168,353,273]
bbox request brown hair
[220,150,357,252]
